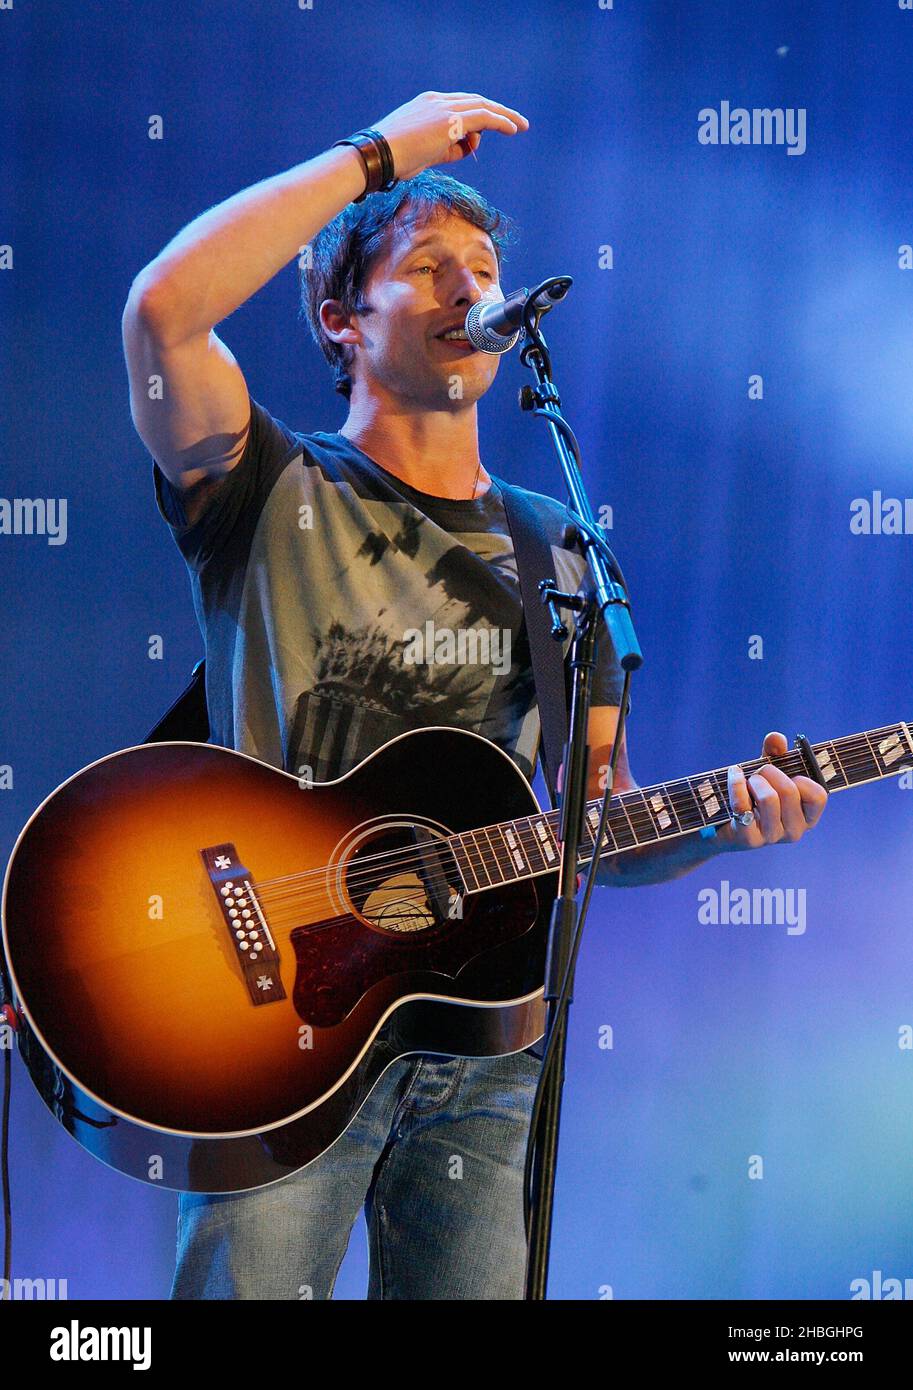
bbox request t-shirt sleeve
[152,394,301,572]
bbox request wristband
[331,129,398,204]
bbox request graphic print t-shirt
[154,396,629,785]
[153,398,630,1059]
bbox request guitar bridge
[201,843,286,1006]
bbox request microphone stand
[514,279,644,1300]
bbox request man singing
[122,90,827,1299]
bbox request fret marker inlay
[878,732,906,768]
[534,819,556,862]
[816,747,838,782]
[697,779,721,818]
[505,827,525,873]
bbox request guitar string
[250,734,907,911]
[253,733,900,898]
[256,783,902,935]
[245,733,906,928]
[254,738,894,938]
[252,746,910,922]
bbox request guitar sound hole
[344,824,462,935]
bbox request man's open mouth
[434,325,476,349]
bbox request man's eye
[411,264,494,279]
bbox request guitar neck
[448,721,913,892]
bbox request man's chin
[422,382,494,411]
[421,356,498,405]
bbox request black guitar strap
[144,657,209,744]
[144,484,571,808]
[495,478,569,809]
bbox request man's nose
[449,266,486,304]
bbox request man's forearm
[595,826,730,887]
[127,143,366,345]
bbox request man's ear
[319,298,361,350]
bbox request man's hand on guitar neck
[714,729,829,852]
[577,720,829,888]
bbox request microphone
[465,281,572,355]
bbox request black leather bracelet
[331,129,398,204]
[362,128,396,188]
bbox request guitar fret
[462,831,492,887]
[583,804,619,856]
[719,765,738,794]
[487,825,518,882]
[533,815,559,866]
[666,779,705,834]
[622,790,655,845]
[875,727,912,773]
[694,773,725,825]
[628,788,656,842]
[860,732,885,784]
[451,721,910,897]
[829,725,913,787]
[612,793,640,848]
[828,739,849,785]
[809,741,845,789]
[450,835,479,891]
[477,828,504,884]
[579,805,611,863]
[517,819,548,872]
[684,778,709,829]
[502,823,531,877]
[649,783,681,836]
[666,782,687,833]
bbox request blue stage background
[1,0,911,1299]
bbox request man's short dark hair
[299,169,518,400]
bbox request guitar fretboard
[449,721,913,892]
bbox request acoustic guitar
[2,721,910,1192]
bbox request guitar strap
[143,482,571,809]
[495,478,569,809]
[144,657,209,744]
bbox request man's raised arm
[120,93,529,515]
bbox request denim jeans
[170,1048,542,1300]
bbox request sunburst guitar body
[2,729,550,1193]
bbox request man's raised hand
[372,91,529,182]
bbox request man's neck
[339,400,491,500]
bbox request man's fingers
[747,773,784,841]
[762,730,789,757]
[726,764,761,848]
[752,764,803,839]
[727,764,754,815]
[725,735,829,848]
[456,107,522,136]
[442,94,530,129]
[794,775,829,826]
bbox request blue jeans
[171,1049,542,1300]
